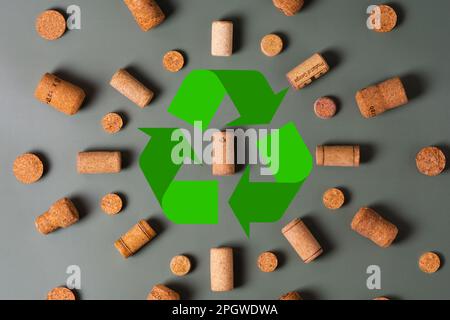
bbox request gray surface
[0,0,449,300]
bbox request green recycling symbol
[140,70,313,237]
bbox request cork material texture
[210,247,234,292]
[212,132,235,176]
[170,255,192,276]
[101,113,123,134]
[314,97,337,119]
[323,188,345,210]
[316,145,360,167]
[211,21,233,57]
[282,218,323,263]
[272,0,304,16]
[370,5,398,33]
[77,151,122,174]
[147,284,180,300]
[46,287,76,300]
[261,34,284,57]
[279,291,303,300]
[163,50,185,73]
[101,193,123,215]
[110,69,154,108]
[419,252,441,274]
[13,153,44,184]
[36,10,66,41]
[286,53,330,90]
[416,147,446,176]
[36,198,79,235]
[114,220,156,258]
[257,252,278,272]
[124,0,165,32]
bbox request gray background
[0,0,449,300]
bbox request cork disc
[314,97,337,119]
[47,287,76,300]
[101,193,123,215]
[257,252,278,272]
[374,296,390,300]
[261,34,284,57]
[36,10,66,41]
[163,50,185,73]
[279,291,303,300]
[170,255,192,276]
[371,5,397,33]
[323,188,345,210]
[102,113,123,134]
[419,252,441,274]
[13,153,44,184]
[416,147,446,176]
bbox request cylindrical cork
[286,53,330,90]
[124,0,165,31]
[356,77,408,118]
[110,69,154,108]
[147,284,180,300]
[351,207,398,248]
[115,220,157,258]
[35,198,79,235]
[212,131,235,176]
[77,152,122,174]
[316,145,360,167]
[282,218,323,263]
[211,21,233,57]
[34,73,86,116]
[210,247,234,292]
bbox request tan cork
[323,188,345,210]
[210,247,234,292]
[114,220,156,258]
[416,147,446,177]
[163,50,185,73]
[279,291,303,300]
[47,287,76,300]
[36,10,66,41]
[211,21,233,57]
[351,207,398,248]
[124,0,165,32]
[101,193,123,215]
[370,5,397,33]
[287,53,330,90]
[419,252,441,274]
[272,0,304,16]
[13,153,44,184]
[314,97,337,119]
[102,113,123,134]
[170,255,192,276]
[356,77,408,118]
[35,198,79,235]
[316,145,360,167]
[257,252,278,273]
[374,296,390,300]
[110,69,154,108]
[212,131,235,176]
[34,73,86,116]
[261,34,284,57]
[147,284,180,300]
[77,152,122,174]
[282,218,323,263]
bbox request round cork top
[374,296,390,300]
[419,252,441,274]
[272,0,304,16]
[261,34,284,57]
[47,287,76,300]
[279,291,303,300]
[102,113,123,134]
[370,5,397,33]
[170,255,192,276]
[13,153,44,184]
[36,10,66,41]
[257,252,278,273]
[323,188,345,210]
[101,193,123,215]
[163,50,185,73]
[416,147,446,176]
[314,97,337,119]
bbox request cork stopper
[212,132,235,176]
[316,145,360,167]
[282,218,323,263]
[260,34,284,57]
[47,287,76,300]
[36,10,66,41]
[272,0,304,16]
[35,198,79,235]
[110,69,154,108]
[102,113,124,134]
[163,50,185,73]
[286,53,330,90]
[77,152,122,174]
[147,284,180,300]
[114,220,157,258]
[124,0,165,31]
[210,247,234,292]
[418,252,441,274]
[370,5,398,33]
[351,207,398,248]
[416,147,446,177]
[322,188,345,210]
[34,73,86,116]
[314,97,337,119]
[211,21,234,57]
[257,252,278,273]
[101,193,123,215]
[170,255,192,276]
[279,291,303,300]
[13,153,44,184]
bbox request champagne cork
[356,77,408,118]
[212,132,235,176]
[210,247,234,292]
[124,0,165,31]
[77,152,122,174]
[282,218,323,263]
[351,207,398,248]
[211,21,233,57]
[316,145,360,167]
[35,198,79,235]
[34,73,86,116]
[287,53,330,90]
[110,69,154,108]
[147,284,180,300]
[114,220,157,258]
[272,0,304,16]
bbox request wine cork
[211,21,233,57]
[316,145,360,167]
[210,247,234,292]
[282,218,323,263]
[110,69,154,108]
[163,50,185,73]
[322,188,345,210]
[102,113,123,134]
[356,77,408,118]
[36,10,66,41]
[257,252,278,273]
[416,147,446,177]
[287,53,330,90]
[272,0,304,16]
[212,132,235,176]
[147,284,180,300]
[419,252,441,274]
[370,5,397,33]
[47,287,76,300]
[114,220,157,258]
[13,153,44,184]
[374,296,390,301]
[34,73,86,116]
[77,152,122,174]
[260,34,284,57]
[101,193,123,215]
[35,198,79,235]
[279,291,303,300]
[351,207,398,248]
[314,97,337,119]
[170,255,192,276]
[124,0,165,31]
